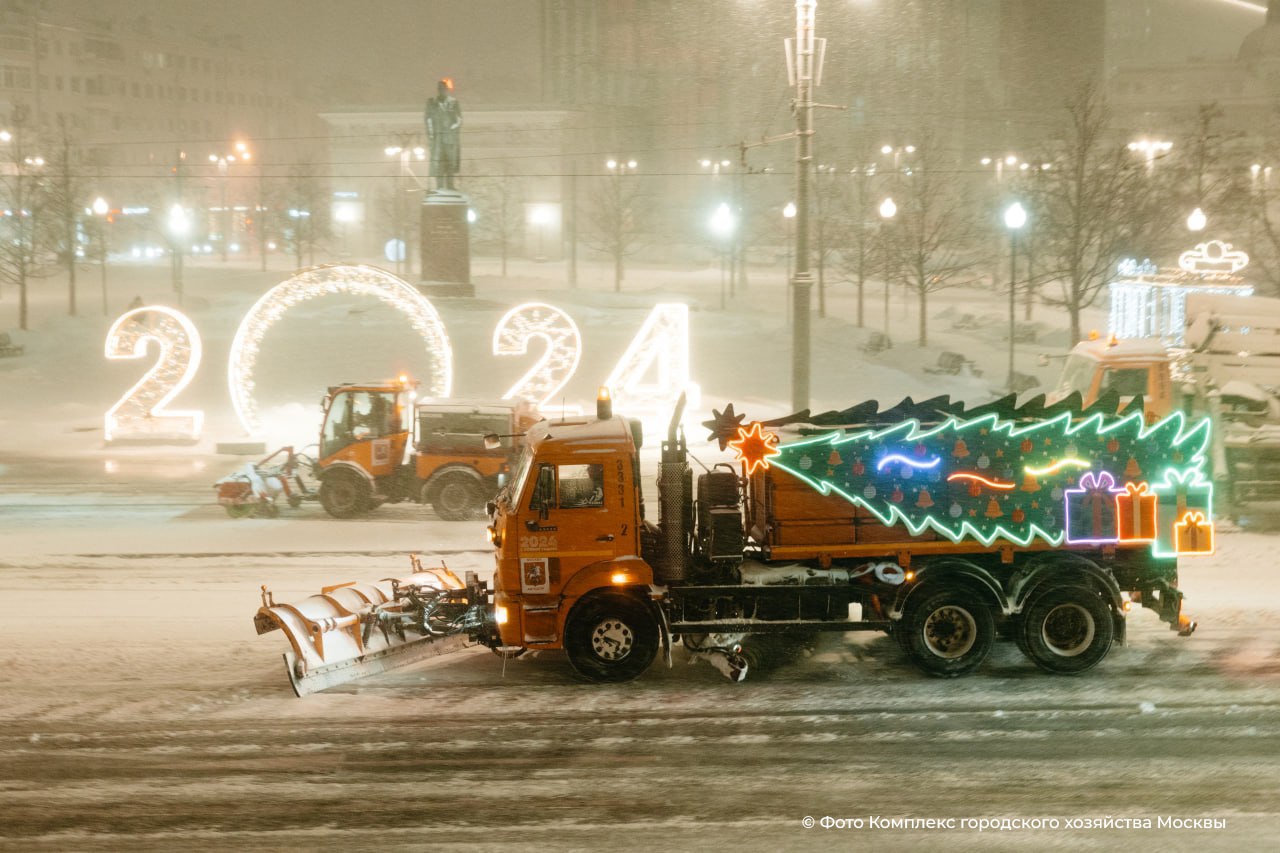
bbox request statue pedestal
[419,190,473,298]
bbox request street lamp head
[720,159,730,167]
[700,159,711,168]
[783,201,797,219]
[1187,207,1207,232]
[209,154,219,162]
[92,197,109,216]
[168,203,190,236]
[904,145,915,154]
[606,159,617,170]
[384,146,402,156]
[981,157,992,166]
[1004,201,1028,230]
[710,202,735,238]
[627,159,637,169]
[0,130,10,142]
[1004,155,1017,166]
[879,197,897,219]
[881,144,893,155]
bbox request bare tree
[1028,85,1163,343]
[880,143,980,346]
[584,166,651,292]
[834,165,881,328]
[283,161,331,269]
[0,108,52,331]
[43,116,87,316]
[469,171,525,277]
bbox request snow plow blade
[254,560,488,696]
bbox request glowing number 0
[492,302,582,406]
[227,265,453,436]
[605,303,700,418]
[104,305,204,443]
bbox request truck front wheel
[564,593,659,683]
[1017,585,1114,675]
[901,586,995,677]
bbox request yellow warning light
[495,606,509,625]
[1088,329,1100,341]
[905,571,916,582]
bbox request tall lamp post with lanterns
[1004,201,1028,391]
[710,202,736,309]
[1187,207,1207,233]
[209,142,250,261]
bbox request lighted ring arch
[227,264,453,436]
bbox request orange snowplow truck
[257,387,1209,695]
[314,377,540,519]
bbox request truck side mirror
[483,433,502,450]
[532,465,555,519]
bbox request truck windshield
[507,445,534,504]
[1056,355,1097,397]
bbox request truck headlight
[495,605,508,625]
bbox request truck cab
[487,404,657,678]
[1048,336,1175,420]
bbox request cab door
[516,457,636,644]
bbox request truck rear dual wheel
[1017,585,1114,675]
[319,470,372,518]
[901,587,996,678]
[564,593,659,683]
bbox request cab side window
[1102,367,1148,397]
[527,463,605,510]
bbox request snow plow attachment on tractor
[254,559,489,696]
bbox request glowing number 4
[104,305,204,443]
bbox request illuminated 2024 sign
[103,264,696,442]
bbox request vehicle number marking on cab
[520,533,559,551]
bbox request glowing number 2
[492,302,582,406]
[604,303,699,416]
[104,305,204,442]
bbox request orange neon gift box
[1175,511,1214,555]
[1116,481,1157,542]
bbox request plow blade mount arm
[255,565,481,696]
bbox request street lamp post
[783,201,796,279]
[878,196,896,341]
[92,196,109,315]
[710,202,735,310]
[167,203,190,304]
[605,158,637,290]
[1004,201,1028,392]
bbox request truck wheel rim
[591,619,633,661]
[922,605,977,659]
[1041,603,1095,657]
[330,481,356,509]
[438,482,471,513]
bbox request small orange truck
[221,378,540,520]
[256,388,1210,694]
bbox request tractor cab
[318,378,414,476]
[1049,336,1174,420]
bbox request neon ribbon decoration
[947,473,1015,490]
[877,454,941,471]
[1025,458,1090,477]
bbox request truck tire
[564,593,659,683]
[1017,585,1114,675]
[319,469,371,518]
[901,586,995,678]
[431,472,483,521]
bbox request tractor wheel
[564,593,659,683]
[319,469,371,518]
[1017,585,1114,675]
[432,472,483,521]
[225,504,254,519]
[901,585,995,678]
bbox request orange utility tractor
[256,387,1211,694]
[219,378,540,520]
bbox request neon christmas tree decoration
[769,407,1211,549]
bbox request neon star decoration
[227,264,452,436]
[104,305,204,443]
[729,421,780,475]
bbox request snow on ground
[3,255,1278,850]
